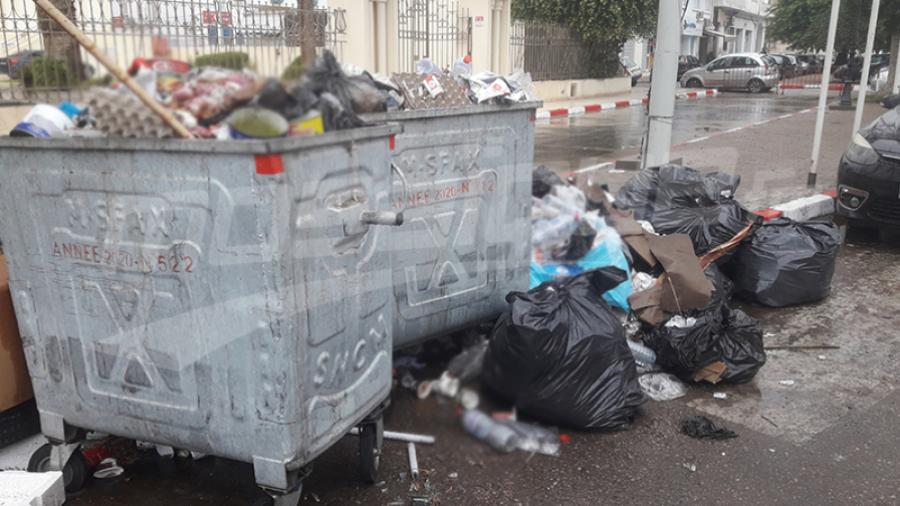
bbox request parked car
[0,50,43,79]
[790,54,811,75]
[768,54,797,79]
[837,97,900,231]
[621,56,642,87]
[680,53,778,93]
[677,55,701,80]
[796,54,823,74]
[870,53,891,77]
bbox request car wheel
[748,79,765,93]
[686,78,702,88]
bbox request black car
[677,55,701,79]
[0,50,44,79]
[837,97,900,230]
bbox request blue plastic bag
[530,216,632,311]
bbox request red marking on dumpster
[822,188,837,199]
[754,208,783,221]
[255,154,284,175]
[389,134,396,151]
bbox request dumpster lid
[363,101,542,122]
[0,124,402,155]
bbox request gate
[397,0,471,73]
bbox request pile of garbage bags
[482,163,842,430]
[10,52,536,140]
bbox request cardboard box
[0,255,34,412]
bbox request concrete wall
[532,76,631,102]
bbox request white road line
[574,162,615,174]
[777,113,793,120]
[685,135,711,144]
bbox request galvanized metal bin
[367,103,539,348]
[0,125,401,503]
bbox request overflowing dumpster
[366,103,540,348]
[0,126,401,504]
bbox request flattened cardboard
[0,256,34,412]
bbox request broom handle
[33,0,193,139]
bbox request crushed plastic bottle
[451,55,473,80]
[415,57,442,76]
[461,410,519,453]
[531,212,580,250]
[627,339,657,367]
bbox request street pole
[852,0,882,134]
[895,36,900,94]
[642,0,681,169]
[808,0,842,188]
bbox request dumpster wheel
[358,416,383,483]
[28,443,88,492]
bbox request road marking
[777,113,793,120]
[685,135,711,144]
[574,162,614,174]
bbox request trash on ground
[680,415,738,440]
[627,339,657,367]
[713,392,728,400]
[348,429,435,445]
[725,218,842,307]
[778,380,796,386]
[614,164,753,257]
[638,373,688,401]
[530,178,633,310]
[461,409,520,453]
[532,166,565,199]
[482,268,645,430]
[407,442,420,481]
[92,458,124,479]
[446,339,488,384]
[642,267,767,384]
[459,389,480,410]
[682,462,697,472]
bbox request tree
[36,0,84,83]
[769,0,900,88]
[512,0,659,76]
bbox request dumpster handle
[391,162,410,214]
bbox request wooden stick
[33,0,193,139]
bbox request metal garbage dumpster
[366,103,540,349]
[0,125,401,504]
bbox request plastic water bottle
[531,212,579,249]
[451,55,473,80]
[461,410,519,453]
[542,193,581,217]
[627,339,657,367]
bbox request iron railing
[0,0,347,104]
[397,0,471,74]
[509,20,599,81]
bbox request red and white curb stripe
[779,83,858,91]
[755,190,837,222]
[536,89,720,120]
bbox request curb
[537,89,720,120]
[779,83,857,91]
[754,190,837,222]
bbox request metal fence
[509,20,598,81]
[0,0,347,104]
[397,0,471,73]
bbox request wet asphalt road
[535,89,822,174]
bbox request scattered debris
[778,380,796,386]
[761,415,779,428]
[448,472,459,480]
[639,373,688,401]
[713,392,728,400]
[348,428,435,445]
[682,463,697,472]
[407,443,419,482]
[92,458,124,479]
[680,416,738,440]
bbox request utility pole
[853,0,882,134]
[642,0,681,169]
[299,0,316,66]
[808,0,842,188]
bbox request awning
[703,28,736,39]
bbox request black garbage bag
[305,51,384,124]
[642,267,766,385]
[650,200,752,255]
[533,166,564,198]
[564,219,597,260]
[615,165,751,256]
[482,268,645,430]
[726,218,842,307]
[882,94,900,109]
[615,164,741,219]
